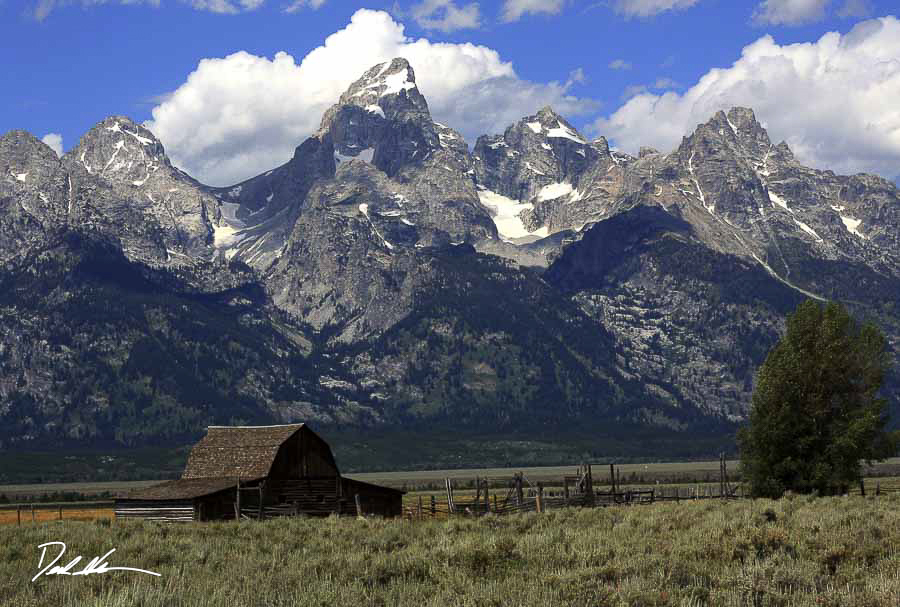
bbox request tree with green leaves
[739,299,895,497]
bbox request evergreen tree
[739,299,895,497]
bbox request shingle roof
[181,424,305,480]
[118,477,239,500]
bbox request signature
[32,542,162,582]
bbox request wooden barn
[115,424,403,522]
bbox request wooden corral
[115,424,403,522]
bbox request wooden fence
[404,458,746,520]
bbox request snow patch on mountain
[336,147,375,164]
[547,120,586,144]
[793,218,823,242]
[537,182,574,202]
[477,187,544,240]
[381,70,416,97]
[768,190,789,210]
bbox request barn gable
[181,424,338,480]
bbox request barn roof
[118,477,239,500]
[181,423,305,480]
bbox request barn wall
[342,478,404,518]
[195,489,241,521]
[115,499,195,522]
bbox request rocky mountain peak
[591,136,611,156]
[334,57,429,121]
[1,129,60,165]
[685,107,773,159]
[519,107,588,146]
[1,130,63,194]
[314,58,443,180]
[65,115,168,187]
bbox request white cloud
[146,8,597,185]
[183,0,264,13]
[837,0,870,17]
[41,133,64,157]
[612,0,699,18]
[33,0,158,20]
[591,17,900,180]
[752,0,828,25]
[608,59,632,70]
[31,0,266,20]
[284,0,325,12]
[500,0,564,22]
[410,0,481,32]
[653,77,679,89]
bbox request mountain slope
[1,58,897,456]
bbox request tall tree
[739,299,895,497]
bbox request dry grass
[1,493,897,606]
[0,508,114,526]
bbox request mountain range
[1,57,897,461]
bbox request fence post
[355,494,363,519]
[515,474,524,506]
[859,479,865,497]
[610,464,615,494]
[484,480,490,513]
[32,504,35,523]
[258,483,264,521]
[587,464,595,506]
[536,483,544,514]
[876,481,881,496]
[17,506,21,526]
[235,478,241,521]
[58,505,62,521]
[446,479,455,514]
[431,495,436,516]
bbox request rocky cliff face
[1,58,897,451]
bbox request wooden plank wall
[115,500,195,522]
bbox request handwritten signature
[32,542,162,582]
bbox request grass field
[1,494,898,606]
[0,508,113,525]
[4,458,899,500]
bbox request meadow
[4,457,899,500]
[1,493,897,606]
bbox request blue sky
[2,1,898,186]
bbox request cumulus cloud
[620,78,679,101]
[612,0,699,18]
[41,133,64,157]
[146,8,597,185]
[500,0,564,22]
[591,17,900,180]
[410,0,481,32]
[608,59,632,70]
[752,0,828,25]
